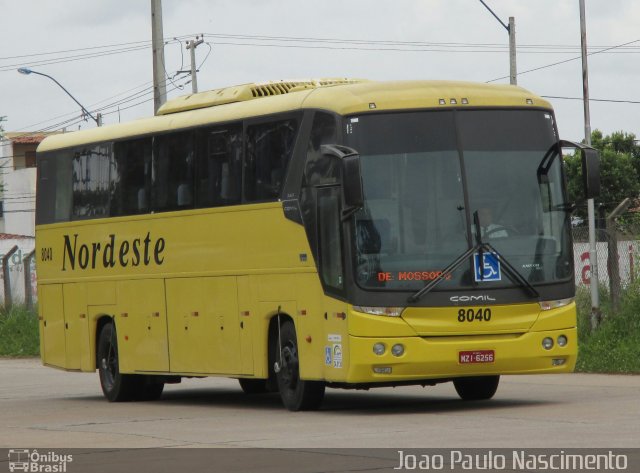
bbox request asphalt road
[1,358,638,449]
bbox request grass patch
[0,305,40,357]
[575,284,640,373]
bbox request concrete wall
[0,237,36,305]
[0,137,37,237]
[3,168,36,237]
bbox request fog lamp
[391,344,405,357]
[373,343,386,356]
[552,358,566,366]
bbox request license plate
[459,350,495,364]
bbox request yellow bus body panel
[36,203,338,380]
[39,284,66,369]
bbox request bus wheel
[97,322,140,402]
[238,378,268,394]
[453,376,500,401]
[275,321,325,411]
[135,377,165,401]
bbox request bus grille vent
[157,78,365,115]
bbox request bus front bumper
[344,327,577,384]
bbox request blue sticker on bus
[474,252,501,282]
[325,346,332,365]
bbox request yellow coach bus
[36,79,599,410]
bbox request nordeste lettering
[62,232,165,270]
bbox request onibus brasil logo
[8,449,72,472]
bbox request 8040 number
[457,308,492,322]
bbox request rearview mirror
[320,144,364,208]
[581,147,600,199]
[560,140,600,199]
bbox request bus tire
[275,320,325,411]
[97,322,141,402]
[453,376,500,401]
[238,378,269,394]
[135,377,165,401]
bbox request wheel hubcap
[280,344,299,389]
[101,335,118,387]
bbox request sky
[1,0,639,142]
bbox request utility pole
[186,36,204,94]
[151,0,167,114]
[508,17,517,85]
[580,0,600,330]
[478,1,517,85]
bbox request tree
[0,116,6,139]
[564,129,640,220]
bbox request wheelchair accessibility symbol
[474,252,501,282]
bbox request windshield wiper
[407,210,539,303]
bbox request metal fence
[0,246,37,310]
[573,211,640,313]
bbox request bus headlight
[353,306,404,317]
[539,298,574,311]
[557,335,568,347]
[542,337,554,350]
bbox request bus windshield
[345,109,571,292]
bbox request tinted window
[299,112,339,263]
[71,144,111,220]
[153,131,195,212]
[245,119,298,201]
[317,186,344,291]
[37,154,64,224]
[112,138,152,216]
[195,124,243,207]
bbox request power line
[486,38,640,82]
[203,32,640,52]
[7,73,190,139]
[0,39,153,61]
[201,39,640,55]
[0,35,195,65]
[0,44,150,72]
[542,95,640,105]
[8,80,155,134]
[4,33,638,74]
[6,74,191,140]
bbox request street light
[17,67,102,126]
[478,0,517,85]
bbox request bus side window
[304,113,339,186]
[153,131,195,212]
[299,112,339,266]
[71,144,111,220]
[317,186,344,291]
[245,119,298,202]
[36,153,73,224]
[112,138,152,216]
[195,125,242,208]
